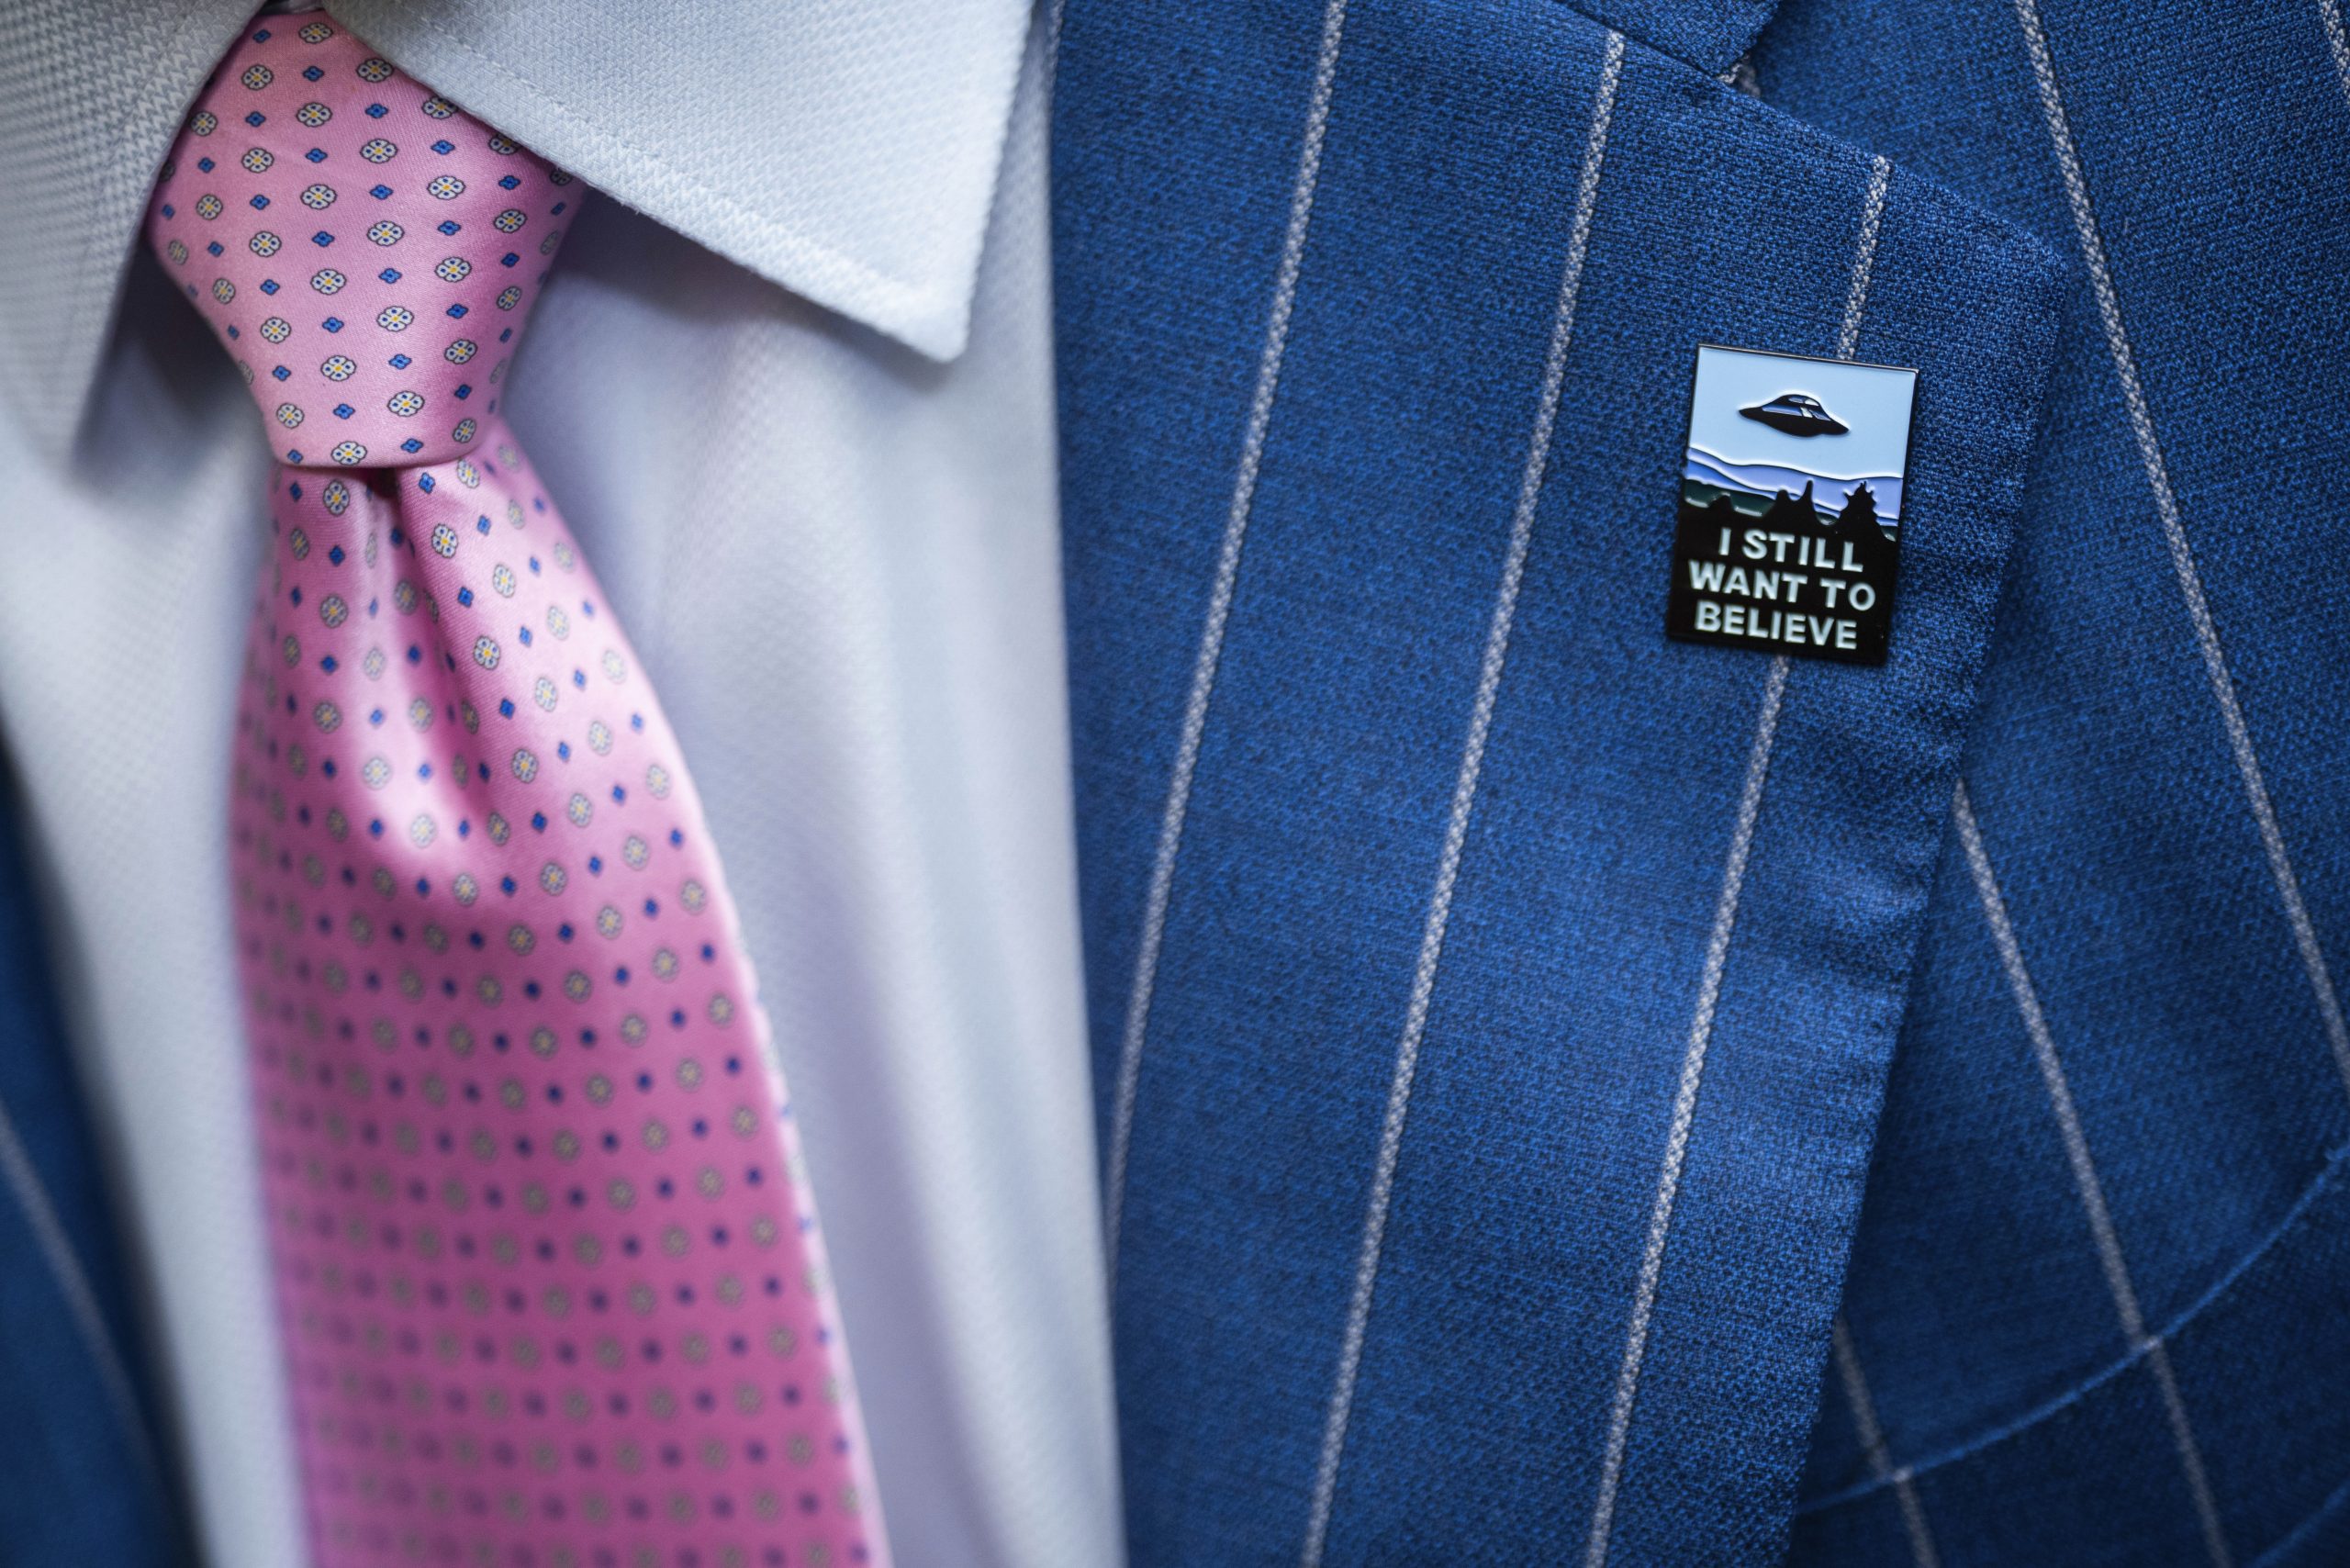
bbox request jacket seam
[1799,1134,2350,1518]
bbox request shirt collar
[0,0,259,463]
[6,0,1033,463]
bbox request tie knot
[147,19,576,470]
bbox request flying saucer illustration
[1739,391,1849,437]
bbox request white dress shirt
[0,4,1121,1566]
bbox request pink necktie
[147,21,888,1568]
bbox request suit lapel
[1052,1,2062,1559]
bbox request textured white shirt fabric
[0,5,1121,1567]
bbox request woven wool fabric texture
[1053,0,2350,1562]
[1754,0,2350,1562]
[1053,0,2062,1561]
[0,757,190,1567]
[146,21,885,1565]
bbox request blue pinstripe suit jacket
[1051,0,2350,1562]
[0,762,188,1565]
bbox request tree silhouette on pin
[1840,483,1880,534]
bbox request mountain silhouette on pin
[1740,391,1849,437]
[1759,479,1822,530]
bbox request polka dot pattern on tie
[146,22,888,1568]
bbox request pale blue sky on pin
[1687,345,1917,480]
